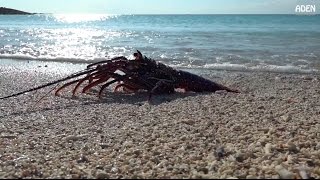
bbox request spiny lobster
[0,50,239,101]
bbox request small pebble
[246,175,257,179]
[181,119,195,125]
[264,143,272,155]
[226,177,238,179]
[275,165,294,179]
[302,76,313,81]
[215,90,228,94]
[287,142,299,153]
[99,143,109,149]
[77,154,89,163]
[95,170,109,179]
[297,165,310,179]
[216,146,225,160]
[281,114,292,122]
[65,134,87,141]
[235,152,246,162]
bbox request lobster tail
[176,70,239,93]
[211,82,240,93]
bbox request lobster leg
[81,64,130,94]
[73,77,93,95]
[55,79,83,96]
[87,61,129,84]
[148,79,175,101]
[71,62,128,95]
[55,70,104,96]
[72,71,105,95]
[114,83,140,93]
[98,79,120,98]
[97,74,144,98]
[82,76,111,94]
[73,71,112,95]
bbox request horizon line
[33,13,319,15]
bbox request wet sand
[0,62,320,179]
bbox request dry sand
[0,62,320,179]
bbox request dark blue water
[0,14,319,73]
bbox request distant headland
[0,7,35,15]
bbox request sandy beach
[0,61,319,179]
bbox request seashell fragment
[297,165,310,179]
[275,165,294,179]
[264,143,272,155]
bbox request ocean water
[0,14,319,74]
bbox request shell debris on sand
[0,67,320,179]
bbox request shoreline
[0,60,320,178]
[0,58,319,77]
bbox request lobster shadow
[0,91,204,119]
[73,90,202,106]
[100,91,202,105]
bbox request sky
[0,0,318,14]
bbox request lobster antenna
[0,68,97,100]
[31,84,60,109]
[135,50,144,60]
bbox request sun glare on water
[53,14,117,23]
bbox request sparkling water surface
[0,14,319,74]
